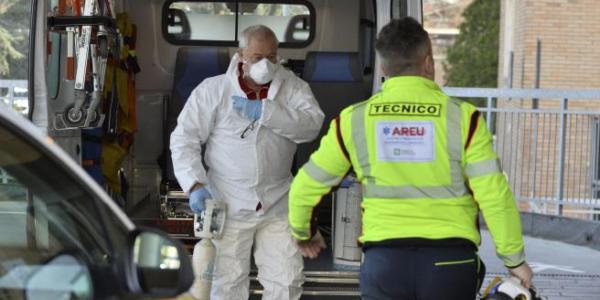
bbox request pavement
[254,229,600,299]
[479,230,600,299]
[246,230,600,299]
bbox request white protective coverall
[170,53,324,300]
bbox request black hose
[27,0,38,121]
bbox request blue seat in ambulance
[296,51,368,170]
[162,47,230,190]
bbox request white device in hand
[193,199,227,239]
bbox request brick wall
[500,0,600,90]
[497,0,600,219]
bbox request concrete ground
[479,230,600,299]
[480,230,600,275]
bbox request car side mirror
[127,227,193,298]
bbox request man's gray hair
[239,25,279,48]
[375,17,430,76]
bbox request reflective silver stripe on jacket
[498,249,526,267]
[303,159,344,186]
[465,158,502,179]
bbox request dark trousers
[360,246,486,300]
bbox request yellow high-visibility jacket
[289,76,525,267]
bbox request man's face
[241,37,278,68]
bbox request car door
[0,119,123,299]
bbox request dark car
[0,105,193,299]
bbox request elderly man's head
[238,25,279,85]
[375,17,434,80]
[239,25,278,62]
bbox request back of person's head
[375,17,433,78]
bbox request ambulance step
[249,270,361,298]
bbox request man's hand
[232,96,262,120]
[295,230,327,259]
[189,184,212,214]
[508,262,534,289]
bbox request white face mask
[247,58,278,85]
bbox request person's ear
[424,54,435,80]
[423,40,435,80]
[237,48,244,60]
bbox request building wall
[497,0,600,219]
[500,0,600,90]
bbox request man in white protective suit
[170,25,324,300]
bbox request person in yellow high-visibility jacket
[289,17,534,300]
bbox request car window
[96,198,129,257]
[0,125,114,299]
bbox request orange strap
[82,159,101,167]
[66,57,75,80]
[58,0,67,15]
[72,0,81,16]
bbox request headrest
[174,47,230,103]
[303,52,363,82]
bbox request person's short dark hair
[375,17,430,76]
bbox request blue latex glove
[189,187,212,214]
[232,96,262,120]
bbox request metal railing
[444,88,600,220]
[0,79,28,115]
[3,80,598,220]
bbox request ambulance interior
[40,1,413,294]
[125,0,378,234]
